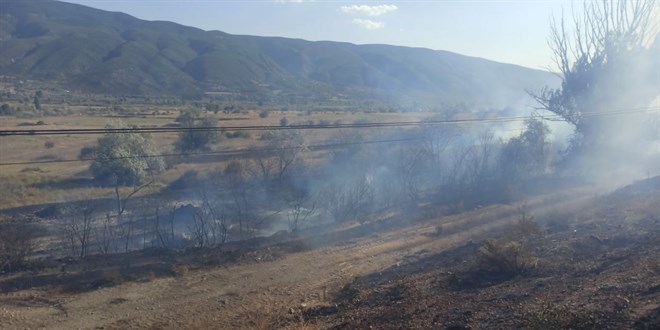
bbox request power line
[0,106,655,166]
[0,137,423,167]
[0,106,656,137]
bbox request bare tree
[112,178,153,253]
[188,189,229,247]
[252,129,306,186]
[97,212,119,255]
[419,121,459,175]
[224,160,253,239]
[443,132,498,210]
[63,199,97,258]
[531,0,659,154]
[202,194,228,245]
[189,209,211,248]
[154,205,178,249]
[464,131,496,188]
[396,145,427,202]
[322,175,374,224]
[114,178,152,224]
[285,188,318,233]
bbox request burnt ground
[304,177,660,329]
[0,178,658,329]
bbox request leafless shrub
[189,209,209,248]
[154,205,178,249]
[513,205,541,240]
[97,213,120,255]
[395,142,428,203]
[321,176,374,224]
[250,129,306,186]
[285,188,317,233]
[188,199,228,248]
[62,198,97,258]
[0,223,37,272]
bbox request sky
[62,0,583,70]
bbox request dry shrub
[516,217,541,239]
[432,224,444,237]
[248,307,273,330]
[512,206,541,239]
[541,209,572,233]
[476,239,531,276]
[108,297,129,305]
[172,264,189,277]
[145,271,158,282]
[101,269,124,285]
[527,302,595,329]
[0,223,37,272]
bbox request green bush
[224,131,251,139]
[175,109,219,152]
[88,124,165,185]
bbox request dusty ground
[306,179,660,329]
[0,179,658,329]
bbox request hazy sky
[62,0,582,70]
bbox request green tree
[499,118,550,182]
[175,109,219,152]
[0,103,14,116]
[86,124,165,186]
[33,96,41,111]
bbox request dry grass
[100,269,124,286]
[247,306,274,330]
[172,264,189,278]
[527,302,595,330]
[0,110,434,211]
[0,174,111,209]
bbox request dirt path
[0,188,596,329]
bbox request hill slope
[1,0,558,105]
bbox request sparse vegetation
[527,303,595,330]
[0,223,37,272]
[0,0,657,328]
[513,205,541,240]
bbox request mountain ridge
[0,0,558,105]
